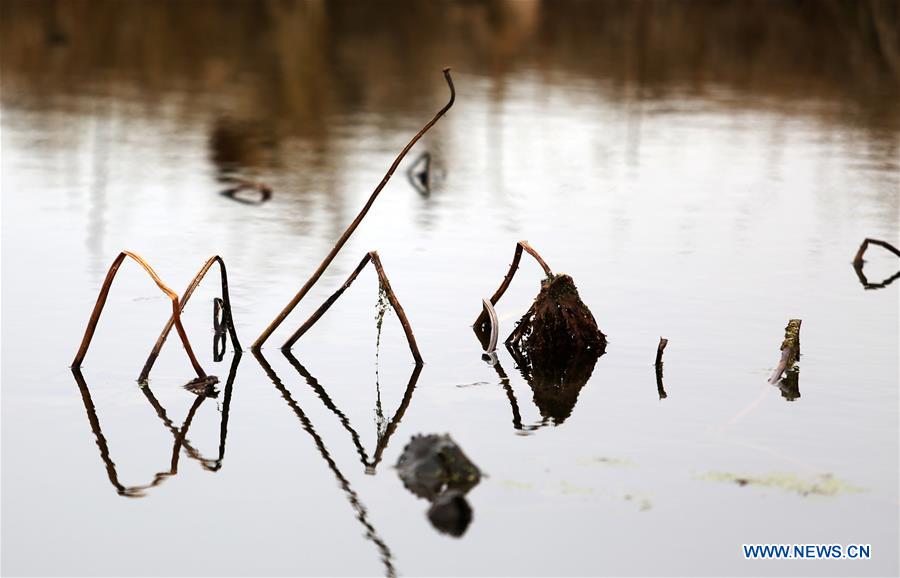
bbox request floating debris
[184,375,220,398]
[701,472,863,497]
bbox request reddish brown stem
[139,255,240,382]
[369,252,423,365]
[473,241,554,330]
[655,337,668,366]
[281,251,423,366]
[253,69,455,350]
[853,238,900,265]
[72,251,206,378]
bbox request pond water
[2,1,898,576]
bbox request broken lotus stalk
[252,68,456,350]
[280,251,423,365]
[852,237,900,290]
[768,319,801,384]
[139,255,240,382]
[473,240,552,333]
[72,251,207,379]
[655,337,668,366]
[852,237,900,266]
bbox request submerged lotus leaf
[426,489,473,537]
[396,434,481,501]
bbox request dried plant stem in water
[655,337,668,399]
[139,255,240,382]
[253,69,455,350]
[852,237,900,265]
[473,240,553,333]
[281,251,423,365]
[72,251,206,378]
[852,238,900,290]
[655,337,668,366]
[768,319,801,384]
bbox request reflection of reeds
[253,351,397,577]
[73,369,202,497]
[253,69,455,351]
[283,350,422,473]
[72,251,206,378]
[3,1,895,139]
[71,353,242,497]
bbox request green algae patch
[577,456,634,467]
[701,472,864,496]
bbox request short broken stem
[655,337,668,366]
[768,319,801,384]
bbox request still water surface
[2,1,899,576]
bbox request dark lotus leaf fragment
[427,489,473,537]
[184,375,220,398]
[396,434,481,501]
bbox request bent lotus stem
[473,240,553,331]
[281,251,423,366]
[139,255,240,382]
[852,237,900,265]
[72,251,206,379]
[252,68,455,350]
